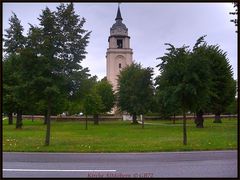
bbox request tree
[155,75,181,121]
[117,63,154,124]
[224,97,237,115]
[2,3,91,145]
[156,42,211,144]
[37,7,63,145]
[38,3,91,145]
[2,53,26,128]
[26,21,66,125]
[3,12,25,56]
[93,79,115,125]
[3,12,26,127]
[83,91,103,129]
[191,36,212,128]
[55,3,91,75]
[3,55,18,125]
[67,72,96,116]
[192,36,236,123]
[205,45,236,123]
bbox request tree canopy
[3,3,91,145]
[155,35,236,144]
[117,63,154,124]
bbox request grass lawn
[2,118,237,152]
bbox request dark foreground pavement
[2,150,238,178]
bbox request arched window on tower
[119,63,122,69]
[117,39,123,48]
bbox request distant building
[106,5,133,91]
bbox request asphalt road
[2,150,238,178]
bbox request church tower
[106,5,133,91]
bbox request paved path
[3,150,237,178]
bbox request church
[106,5,133,91]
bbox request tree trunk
[213,112,222,123]
[44,111,47,125]
[93,114,99,125]
[141,115,144,129]
[45,101,51,146]
[183,110,187,145]
[8,112,13,125]
[85,115,88,130]
[173,113,176,124]
[195,110,204,128]
[16,109,22,129]
[132,113,138,124]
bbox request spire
[115,4,123,21]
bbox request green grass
[2,118,237,152]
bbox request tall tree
[3,12,26,127]
[55,3,91,74]
[37,4,91,145]
[26,24,42,56]
[3,52,31,129]
[191,36,212,128]
[3,55,18,125]
[156,42,211,144]
[67,74,97,116]
[192,36,236,123]
[206,45,235,123]
[2,3,91,142]
[117,63,154,124]
[3,12,25,56]
[96,79,115,113]
[193,35,235,122]
[93,79,115,125]
[83,91,103,129]
[37,7,63,145]
[155,74,181,120]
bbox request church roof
[115,6,123,21]
[111,5,127,31]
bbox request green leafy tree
[96,79,115,113]
[3,55,18,125]
[3,12,25,56]
[3,3,91,144]
[83,91,103,129]
[37,4,90,145]
[156,42,211,144]
[191,36,212,128]
[117,63,154,124]
[155,75,181,121]
[205,45,236,123]
[67,74,97,116]
[26,21,66,124]
[26,24,43,55]
[37,7,64,145]
[55,3,91,79]
[3,12,26,126]
[224,97,237,114]
[93,79,115,125]
[193,36,236,123]
[3,50,40,128]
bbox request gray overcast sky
[3,3,237,80]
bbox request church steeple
[106,4,133,92]
[115,5,123,21]
[110,4,128,36]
